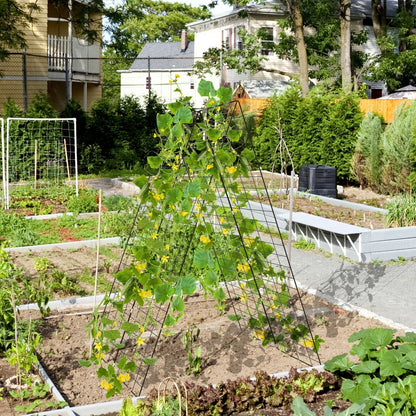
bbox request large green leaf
[166,188,182,204]
[217,85,233,103]
[174,106,193,124]
[348,328,395,348]
[120,322,140,335]
[156,113,172,132]
[351,360,380,374]
[171,123,184,139]
[103,329,121,341]
[341,376,374,404]
[167,101,182,114]
[154,283,174,304]
[171,296,185,312]
[198,79,216,97]
[133,175,148,188]
[228,129,243,142]
[184,180,201,198]
[379,349,406,378]
[147,156,163,169]
[176,274,196,295]
[207,128,222,142]
[193,247,214,269]
[324,353,354,372]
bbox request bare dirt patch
[0,291,399,416]
[261,186,390,230]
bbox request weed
[182,325,202,376]
[293,238,315,250]
[315,314,329,327]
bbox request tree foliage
[253,83,363,183]
[0,0,39,62]
[366,0,416,92]
[105,0,211,59]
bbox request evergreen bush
[253,84,363,183]
[379,101,416,193]
[352,112,384,189]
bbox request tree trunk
[339,0,352,91]
[284,0,309,96]
[371,0,387,41]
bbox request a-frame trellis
[97,90,321,398]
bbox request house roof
[378,85,416,99]
[234,79,291,99]
[188,0,409,29]
[127,41,194,72]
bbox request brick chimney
[181,30,188,52]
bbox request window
[222,28,232,50]
[235,26,245,50]
[258,27,274,55]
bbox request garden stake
[10,289,21,386]
[34,139,37,190]
[90,188,102,358]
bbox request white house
[120,0,406,105]
[119,31,217,107]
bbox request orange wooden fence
[233,97,413,123]
[358,99,410,123]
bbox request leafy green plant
[182,325,202,376]
[82,79,321,398]
[291,396,364,415]
[293,238,315,250]
[324,328,416,414]
[118,369,341,416]
[386,193,416,227]
[65,188,98,214]
[253,85,363,183]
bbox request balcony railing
[47,35,100,74]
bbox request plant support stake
[90,189,102,357]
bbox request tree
[105,0,211,59]
[0,0,39,62]
[366,0,416,91]
[283,0,309,96]
[339,0,352,91]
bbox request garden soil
[0,185,396,415]
[1,290,401,415]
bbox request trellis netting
[2,118,78,209]
[95,97,321,397]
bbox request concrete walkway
[83,179,416,333]
[289,246,416,332]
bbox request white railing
[47,35,100,74]
[48,35,70,71]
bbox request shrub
[379,101,416,193]
[352,112,384,189]
[253,84,363,183]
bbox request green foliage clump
[386,193,416,227]
[253,84,363,183]
[352,112,384,189]
[353,101,416,194]
[325,328,416,415]
[80,93,166,173]
[118,369,339,416]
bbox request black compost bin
[298,164,337,198]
